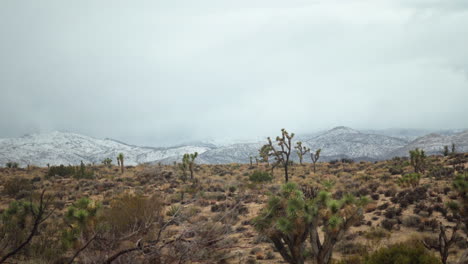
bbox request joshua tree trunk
[189,163,194,180]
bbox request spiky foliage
[117,153,124,173]
[0,191,53,263]
[295,141,310,165]
[453,173,468,199]
[62,197,100,250]
[259,144,273,166]
[182,152,198,180]
[398,173,421,188]
[410,148,427,174]
[101,158,112,167]
[311,149,321,173]
[264,128,295,182]
[254,183,367,264]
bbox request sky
[1,0,468,146]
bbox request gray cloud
[1,0,467,146]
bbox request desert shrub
[453,173,467,198]
[402,215,421,228]
[73,162,94,179]
[398,173,421,188]
[167,204,181,216]
[364,241,441,264]
[3,177,32,197]
[364,227,391,241]
[100,194,163,237]
[427,166,454,179]
[47,164,75,178]
[249,170,273,183]
[5,161,19,168]
[389,166,404,175]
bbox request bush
[398,173,421,188]
[389,166,403,175]
[5,162,19,168]
[46,163,94,179]
[3,177,32,197]
[364,241,441,264]
[47,165,75,178]
[249,171,273,183]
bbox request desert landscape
[1,129,467,264]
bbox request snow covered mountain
[389,130,468,157]
[0,131,213,167]
[1,128,467,167]
[301,126,409,161]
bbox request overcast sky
[1,0,467,146]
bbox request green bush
[47,163,94,179]
[249,171,273,183]
[364,241,441,264]
[47,165,75,178]
[398,173,421,187]
[5,162,19,168]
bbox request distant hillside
[0,131,213,167]
[1,128,467,167]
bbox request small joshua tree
[265,128,295,183]
[117,153,124,173]
[182,152,198,180]
[443,146,449,157]
[311,149,321,173]
[295,141,310,165]
[102,158,112,167]
[254,183,367,264]
[259,144,272,166]
[409,148,426,174]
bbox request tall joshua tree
[265,128,294,183]
[182,152,198,180]
[254,183,367,264]
[311,149,321,173]
[117,153,124,173]
[295,141,310,166]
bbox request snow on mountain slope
[389,130,468,157]
[303,126,408,160]
[0,131,212,167]
[2,128,467,167]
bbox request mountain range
[1,127,467,167]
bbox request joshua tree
[254,183,367,264]
[451,143,456,154]
[249,156,253,167]
[102,158,112,167]
[295,141,310,165]
[265,128,295,183]
[409,148,426,174]
[311,149,321,173]
[182,152,198,180]
[443,146,449,156]
[259,145,272,166]
[117,153,124,173]
[0,190,53,263]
